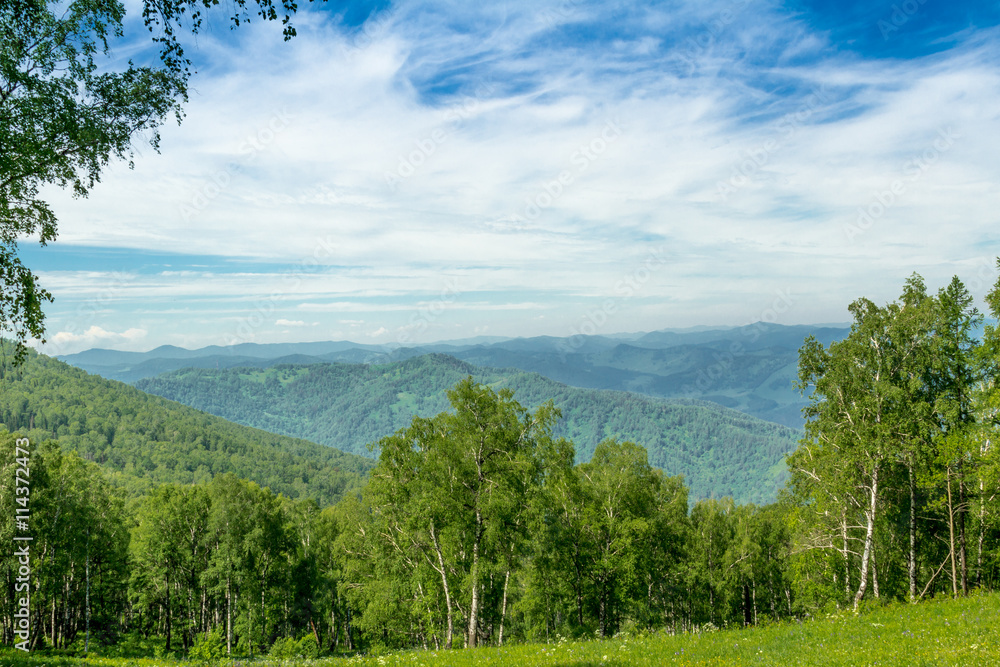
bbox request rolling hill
[0,348,373,505]
[136,354,802,504]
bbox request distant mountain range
[61,323,850,429]
[136,353,802,504]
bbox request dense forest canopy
[137,354,798,504]
[789,271,1000,610]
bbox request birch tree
[925,277,983,596]
[793,277,936,609]
[363,377,559,649]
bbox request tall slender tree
[793,276,941,609]
[362,377,559,649]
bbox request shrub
[190,627,227,662]
[269,634,321,659]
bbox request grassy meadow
[5,591,1000,667]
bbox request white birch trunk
[853,465,879,611]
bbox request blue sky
[30,0,1000,355]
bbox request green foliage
[0,345,372,504]
[339,379,793,648]
[267,636,298,658]
[0,0,319,359]
[130,483,212,653]
[189,628,227,662]
[0,432,131,650]
[349,378,560,649]
[0,452,354,658]
[137,354,799,503]
[268,634,320,659]
[522,438,691,639]
[788,270,1000,610]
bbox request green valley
[60,324,851,430]
[136,353,800,504]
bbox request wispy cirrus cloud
[30,0,1000,354]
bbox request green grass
[5,592,1000,666]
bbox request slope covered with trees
[0,384,797,655]
[137,354,799,503]
[0,347,372,504]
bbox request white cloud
[30,2,1000,349]
[41,326,148,355]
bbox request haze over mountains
[135,353,800,504]
[39,323,854,504]
[61,322,849,429]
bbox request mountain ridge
[136,353,801,504]
[60,323,850,429]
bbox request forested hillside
[2,272,999,661]
[405,323,850,428]
[136,354,798,503]
[0,348,372,504]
